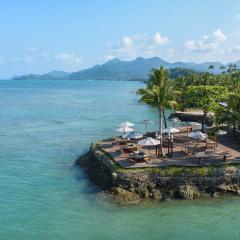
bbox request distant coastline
[5,56,235,81]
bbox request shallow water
[0,80,239,240]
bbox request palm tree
[227,63,238,73]
[137,66,177,156]
[220,65,226,74]
[208,65,214,74]
[215,92,240,133]
[228,92,240,133]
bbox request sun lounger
[129,151,151,162]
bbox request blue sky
[1,0,240,78]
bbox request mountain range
[12,57,238,81]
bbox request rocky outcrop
[76,144,240,205]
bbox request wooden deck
[99,134,240,168]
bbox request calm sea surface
[0,80,240,240]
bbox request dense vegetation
[137,64,240,140]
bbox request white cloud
[55,53,82,64]
[153,32,170,45]
[213,29,227,42]
[228,44,240,52]
[122,36,133,47]
[102,32,170,61]
[184,29,227,52]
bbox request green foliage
[183,85,229,112]
[215,91,240,129]
[137,66,177,111]
[148,165,218,177]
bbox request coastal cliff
[76,143,240,205]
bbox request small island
[76,66,240,205]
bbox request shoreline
[76,142,240,205]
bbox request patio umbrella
[115,126,134,135]
[190,131,207,141]
[118,121,135,127]
[123,131,143,139]
[139,120,154,132]
[138,137,160,154]
[163,127,180,134]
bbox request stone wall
[76,144,240,205]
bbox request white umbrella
[123,131,143,139]
[138,137,160,154]
[163,127,180,134]
[138,137,160,146]
[118,121,134,127]
[115,126,134,135]
[190,131,207,140]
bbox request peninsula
[76,65,240,205]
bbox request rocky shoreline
[76,143,240,205]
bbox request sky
[1,0,240,78]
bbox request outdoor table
[206,140,217,149]
[129,151,151,162]
[182,144,199,155]
[118,139,130,145]
[123,144,137,153]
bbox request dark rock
[75,146,240,205]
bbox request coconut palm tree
[208,65,214,74]
[228,92,240,133]
[227,63,238,73]
[137,66,177,156]
[219,65,226,74]
[215,92,240,133]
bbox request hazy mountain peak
[11,56,239,81]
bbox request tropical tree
[228,92,240,132]
[183,86,229,131]
[137,66,177,156]
[208,64,214,74]
[219,65,226,73]
[227,63,238,73]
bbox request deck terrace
[99,134,240,168]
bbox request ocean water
[0,80,240,240]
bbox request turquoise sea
[0,80,240,240]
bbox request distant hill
[12,57,231,81]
